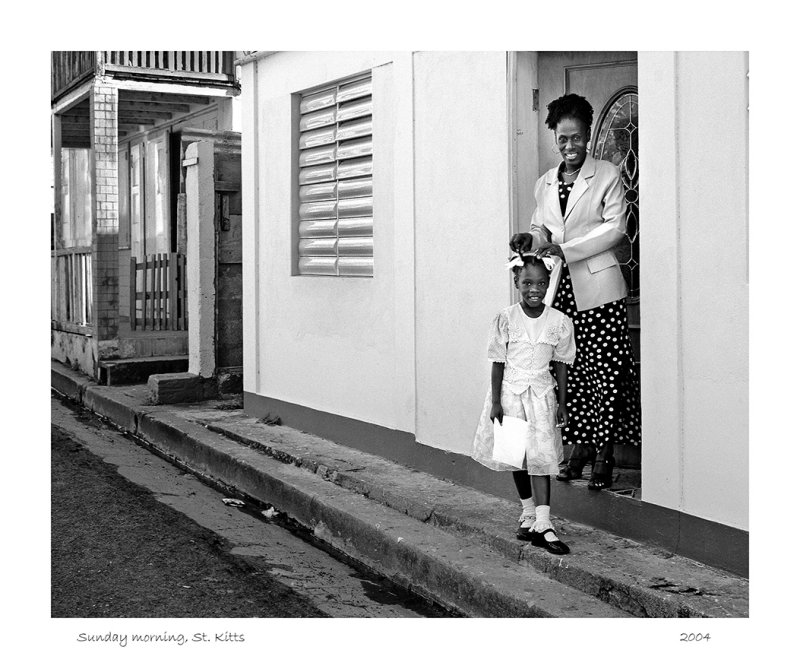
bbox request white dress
[472,303,576,476]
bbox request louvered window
[297,76,373,276]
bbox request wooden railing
[130,253,188,331]
[52,51,236,101]
[51,51,96,100]
[101,51,235,77]
[51,248,93,327]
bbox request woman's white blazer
[530,155,628,312]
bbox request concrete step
[98,355,188,386]
[186,411,748,618]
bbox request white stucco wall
[412,51,512,454]
[241,52,416,432]
[241,51,511,444]
[639,51,748,530]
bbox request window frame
[294,72,374,278]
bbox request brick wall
[90,82,119,343]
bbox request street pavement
[51,396,451,618]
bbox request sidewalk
[51,361,748,618]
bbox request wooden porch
[51,52,236,380]
[53,51,238,149]
[52,51,237,103]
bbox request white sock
[533,505,558,541]
[519,497,536,526]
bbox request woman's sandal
[588,454,615,490]
[556,445,595,481]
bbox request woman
[510,93,640,490]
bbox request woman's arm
[559,174,627,264]
[489,362,505,424]
[529,198,552,248]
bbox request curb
[51,364,94,403]
[202,419,747,618]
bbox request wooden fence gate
[129,252,187,330]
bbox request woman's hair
[544,93,594,131]
[512,255,550,277]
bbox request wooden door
[214,149,243,373]
[536,52,637,172]
[536,52,640,360]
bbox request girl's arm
[553,361,569,427]
[489,362,505,424]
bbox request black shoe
[588,455,615,491]
[516,515,535,540]
[530,528,570,555]
[556,465,583,481]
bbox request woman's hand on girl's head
[490,402,504,425]
[510,233,533,254]
[534,243,565,260]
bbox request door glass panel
[130,143,144,260]
[118,147,130,248]
[145,133,170,256]
[592,91,639,304]
[60,149,71,246]
[154,138,169,254]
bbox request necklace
[562,167,581,177]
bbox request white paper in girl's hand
[492,416,529,469]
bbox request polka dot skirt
[551,265,642,450]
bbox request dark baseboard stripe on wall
[244,391,748,577]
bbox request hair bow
[505,251,556,272]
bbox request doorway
[512,51,641,486]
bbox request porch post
[184,140,216,378]
[90,80,120,364]
[52,112,63,321]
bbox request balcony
[52,51,237,103]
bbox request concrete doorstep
[51,361,748,618]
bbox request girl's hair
[512,255,550,276]
[544,93,594,131]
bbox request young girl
[472,254,576,554]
